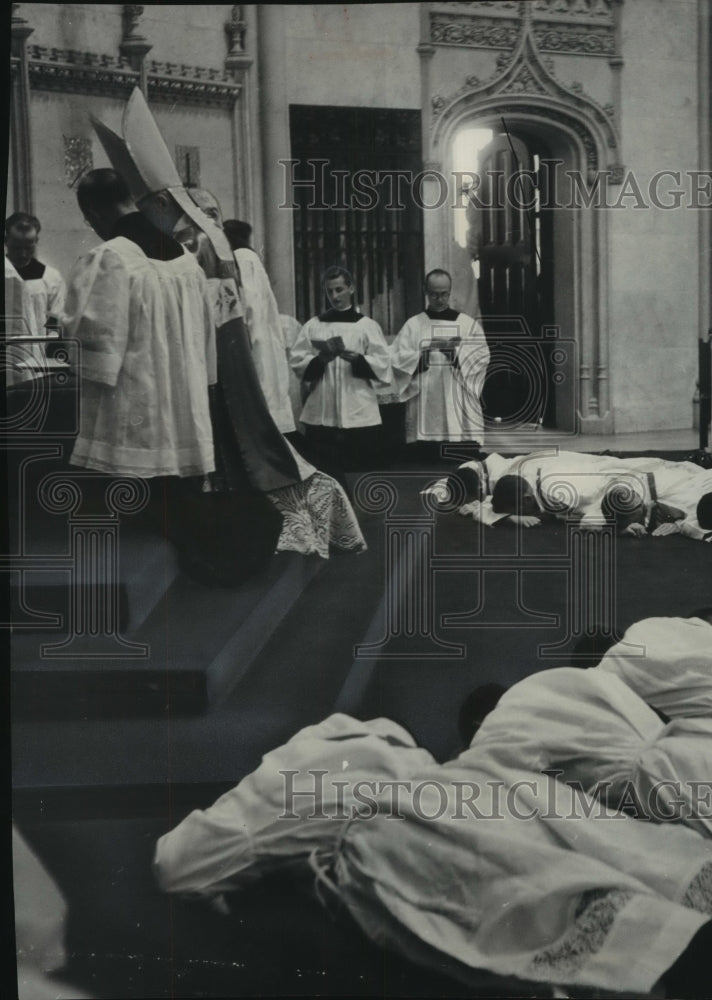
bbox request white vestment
[63,237,216,478]
[596,616,712,718]
[390,311,489,443]
[450,451,712,531]
[280,314,307,430]
[468,666,712,838]
[172,227,367,558]
[23,263,66,332]
[5,259,40,383]
[154,713,712,995]
[290,315,392,428]
[235,248,295,434]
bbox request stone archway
[420,14,624,434]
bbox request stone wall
[8,2,710,432]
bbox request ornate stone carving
[27,46,241,108]
[63,135,93,188]
[531,0,613,23]
[501,66,549,94]
[433,1,520,13]
[225,5,247,57]
[430,14,520,48]
[430,1,618,57]
[120,4,152,73]
[533,24,615,55]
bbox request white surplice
[453,450,712,530]
[468,665,712,838]
[63,237,216,478]
[290,315,392,428]
[23,263,66,332]
[596,616,712,718]
[154,713,712,996]
[235,248,295,434]
[390,311,489,443]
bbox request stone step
[11,550,326,720]
[8,528,182,634]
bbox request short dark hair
[223,219,253,251]
[492,474,531,514]
[458,683,508,747]
[424,268,452,290]
[77,168,132,218]
[601,483,645,529]
[5,212,41,239]
[696,492,712,529]
[323,265,353,287]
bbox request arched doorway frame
[425,27,623,433]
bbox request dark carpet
[12,453,712,998]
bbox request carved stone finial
[120,4,152,72]
[225,5,247,57]
[123,6,145,42]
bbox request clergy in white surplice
[234,246,296,435]
[390,269,489,444]
[62,171,216,479]
[5,212,66,333]
[289,267,392,485]
[154,712,712,996]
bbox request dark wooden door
[289,106,424,337]
[467,132,555,425]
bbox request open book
[311,335,345,355]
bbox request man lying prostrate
[155,712,712,998]
[428,451,712,538]
[594,612,712,718]
[460,669,712,839]
[644,490,712,542]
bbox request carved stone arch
[430,25,622,181]
[425,109,613,434]
[420,13,621,433]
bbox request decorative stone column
[10,3,35,212]
[256,4,296,314]
[224,5,254,225]
[699,0,712,345]
[120,5,152,97]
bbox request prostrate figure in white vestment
[463,666,712,839]
[594,613,712,719]
[390,268,489,450]
[290,266,392,489]
[153,711,712,997]
[428,450,712,540]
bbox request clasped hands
[318,344,360,364]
